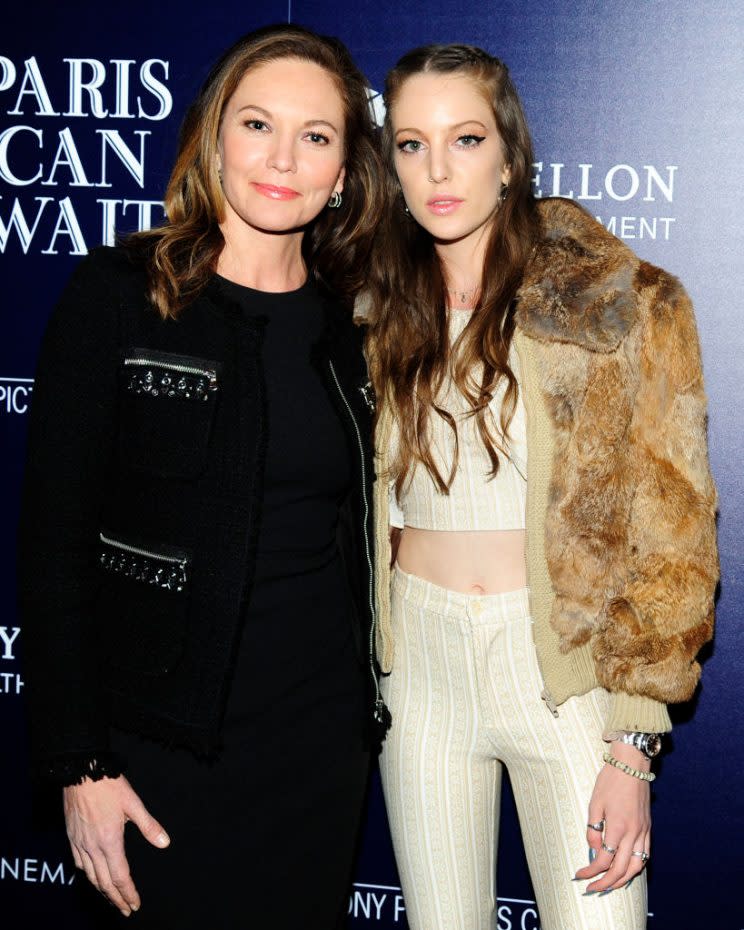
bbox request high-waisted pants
[379,566,647,930]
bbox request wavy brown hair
[367,45,540,495]
[126,24,383,318]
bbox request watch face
[643,734,662,758]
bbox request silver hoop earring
[327,191,342,209]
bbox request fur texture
[516,198,718,703]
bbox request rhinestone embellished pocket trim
[99,531,190,593]
[122,350,219,402]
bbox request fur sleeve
[592,270,719,703]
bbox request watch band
[617,731,662,759]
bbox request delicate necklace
[446,284,480,306]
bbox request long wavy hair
[126,24,383,318]
[367,45,539,495]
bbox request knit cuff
[604,693,672,738]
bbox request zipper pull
[541,688,559,718]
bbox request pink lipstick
[252,183,301,200]
[426,195,464,216]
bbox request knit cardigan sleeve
[18,250,126,785]
[592,270,719,708]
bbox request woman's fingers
[124,792,170,850]
[105,840,140,914]
[574,795,607,879]
[606,830,651,890]
[575,833,620,883]
[69,841,83,871]
[78,847,99,891]
[80,846,132,916]
[585,800,605,852]
[63,775,159,915]
[585,834,633,893]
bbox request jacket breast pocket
[118,349,221,479]
[98,530,191,676]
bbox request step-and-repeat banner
[2,2,742,927]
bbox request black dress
[109,277,369,929]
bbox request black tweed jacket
[18,246,387,785]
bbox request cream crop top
[389,310,527,531]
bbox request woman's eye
[306,131,330,145]
[397,139,423,154]
[245,119,268,131]
[456,134,486,148]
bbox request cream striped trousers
[379,566,647,930]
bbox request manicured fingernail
[571,876,583,881]
[598,888,614,897]
[131,904,139,912]
[588,848,597,864]
[624,877,635,890]
[582,890,598,897]
[156,832,169,847]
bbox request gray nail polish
[588,848,597,864]
[582,890,598,897]
[624,877,635,890]
[598,888,614,897]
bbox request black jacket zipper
[327,360,390,736]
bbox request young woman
[19,25,388,929]
[366,44,717,930]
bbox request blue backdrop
[2,2,742,927]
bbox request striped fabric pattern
[379,565,648,930]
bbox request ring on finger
[601,841,617,855]
[631,850,650,862]
[587,820,605,832]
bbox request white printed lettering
[42,127,91,187]
[0,626,20,660]
[0,196,53,252]
[0,125,43,185]
[40,196,87,255]
[97,129,150,187]
[64,58,109,118]
[137,59,172,120]
[8,57,59,116]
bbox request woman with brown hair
[19,24,387,928]
[366,44,717,930]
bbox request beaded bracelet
[602,751,656,782]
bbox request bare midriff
[395,526,527,594]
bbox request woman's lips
[251,182,301,200]
[426,196,464,216]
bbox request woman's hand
[63,774,170,916]
[573,742,651,893]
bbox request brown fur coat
[517,198,718,703]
